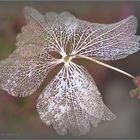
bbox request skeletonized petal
[16,7,46,56]
[0,51,58,97]
[70,63,116,120]
[23,6,45,26]
[45,11,58,24]
[36,62,115,136]
[17,8,77,57]
[70,16,140,60]
[43,12,77,54]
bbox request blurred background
[0,1,140,139]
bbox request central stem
[75,55,135,79]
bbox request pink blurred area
[0,1,140,138]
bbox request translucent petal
[36,62,115,136]
[23,6,45,26]
[0,51,58,97]
[37,79,91,136]
[44,11,74,25]
[90,116,101,127]
[45,11,58,23]
[16,7,46,58]
[68,62,116,120]
[70,16,140,60]
[43,12,78,54]
[17,8,78,57]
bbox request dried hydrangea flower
[0,7,140,136]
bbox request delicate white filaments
[0,6,140,136]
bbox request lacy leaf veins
[0,7,140,136]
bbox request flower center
[63,55,72,63]
[61,55,74,67]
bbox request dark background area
[0,1,140,139]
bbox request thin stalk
[76,55,135,79]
